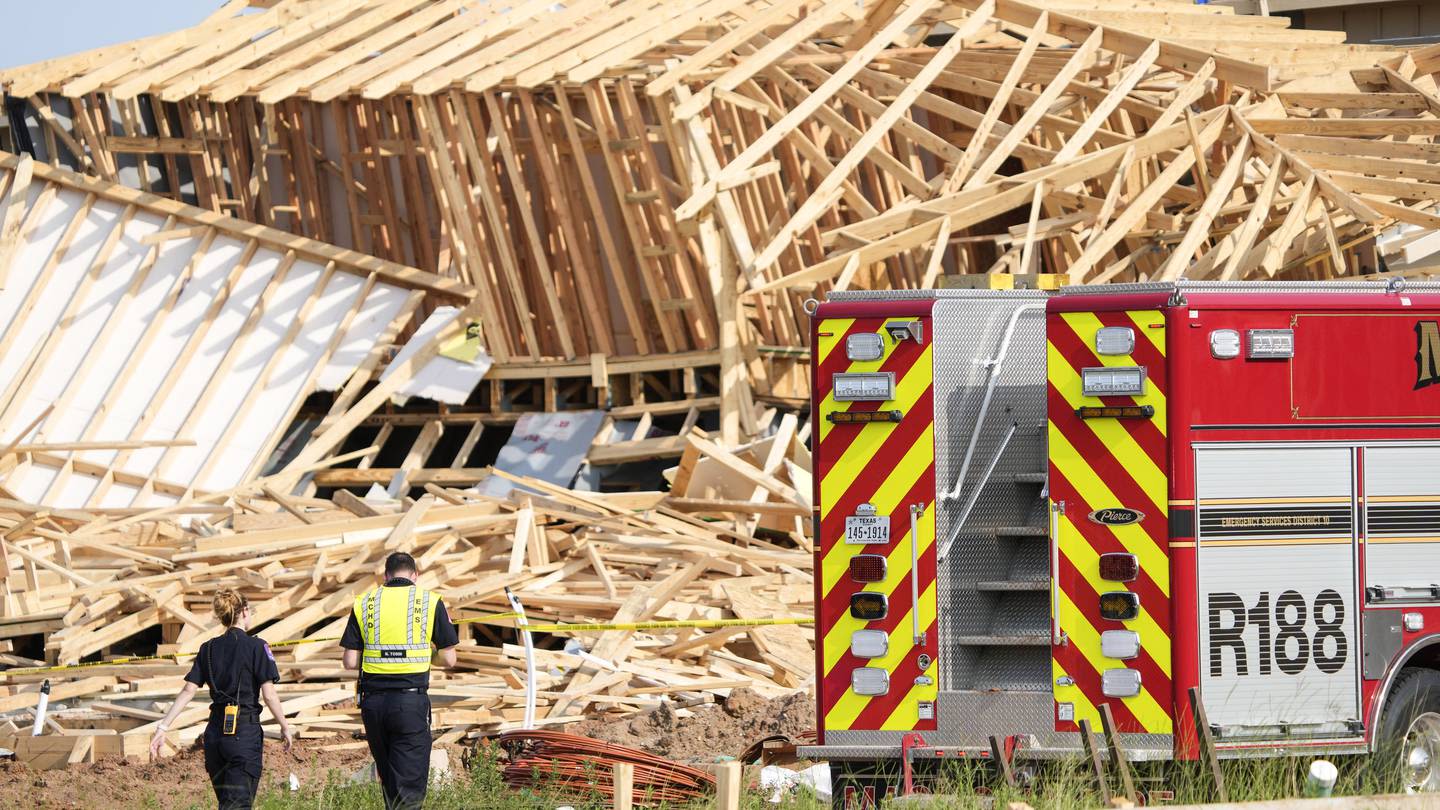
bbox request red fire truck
[803,281,1440,803]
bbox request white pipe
[1304,760,1337,798]
[941,304,1044,504]
[31,680,50,736]
[504,588,537,730]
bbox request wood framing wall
[0,153,467,509]
[2,0,1435,418]
[3,88,726,365]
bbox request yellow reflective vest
[352,585,442,675]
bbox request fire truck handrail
[1050,501,1066,647]
[937,421,1017,562]
[940,303,1045,506]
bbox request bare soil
[0,739,376,809]
[0,691,812,807]
[568,688,815,762]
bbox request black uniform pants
[202,714,263,810]
[360,690,432,810]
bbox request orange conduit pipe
[498,730,716,806]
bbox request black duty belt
[362,687,425,695]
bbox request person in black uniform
[150,588,295,810]
[341,552,459,810]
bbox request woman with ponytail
[149,588,295,809]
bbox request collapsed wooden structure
[7,0,1440,434]
[5,0,1440,774]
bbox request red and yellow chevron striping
[1048,310,1173,736]
[814,313,938,734]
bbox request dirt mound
[568,689,814,763]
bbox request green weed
[130,746,1414,809]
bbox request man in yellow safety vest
[342,552,459,809]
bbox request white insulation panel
[381,306,492,406]
[0,163,419,507]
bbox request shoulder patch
[262,640,275,661]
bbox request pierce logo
[1418,320,1440,390]
[1088,508,1144,526]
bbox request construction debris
[2,0,1440,788]
[0,430,813,768]
[498,730,717,806]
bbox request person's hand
[149,729,168,760]
[280,723,295,753]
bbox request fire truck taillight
[1099,592,1140,621]
[1098,553,1138,582]
[1210,329,1241,359]
[845,333,883,361]
[850,592,889,621]
[828,410,903,424]
[850,629,889,659]
[1080,366,1146,397]
[1101,668,1142,698]
[849,554,887,583]
[1100,630,1141,660]
[1077,405,1153,420]
[851,667,891,696]
[1094,326,1135,355]
[833,372,895,401]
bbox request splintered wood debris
[0,432,814,766]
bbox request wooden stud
[1098,703,1137,805]
[1189,686,1228,801]
[1079,717,1112,804]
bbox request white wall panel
[316,284,410,391]
[0,161,443,508]
[10,209,164,439]
[0,197,123,397]
[381,306,492,405]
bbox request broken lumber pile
[0,439,815,766]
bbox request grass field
[184,747,1410,810]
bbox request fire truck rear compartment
[931,292,1069,749]
[809,282,1440,769]
[809,289,1172,759]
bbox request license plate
[845,515,890,544]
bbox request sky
[1,1,219,71]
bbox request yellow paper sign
[439,321,484,364]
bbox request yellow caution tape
[0,652,196,675]
[457,611,521,626]
[264,612,524,649]
[517,617,814,633]
[0,613,811,677]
